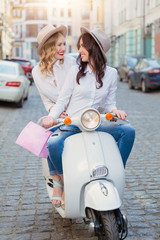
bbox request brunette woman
[42,27,135,209]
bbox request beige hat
[80,27,110,61]
[37,24,67,54]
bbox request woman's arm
[106,69,127,120]
[37,88,55,112]
[32,67,55,112]
[42,66,77,128]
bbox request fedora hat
[37,24,67,54]
[80,27,110,61]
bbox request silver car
[0,60,30,107]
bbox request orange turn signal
[64,118,72,125]
[105,113,113,121]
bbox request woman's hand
[112,109,127,120]
[42,116,56,128]
[58,111,68,119]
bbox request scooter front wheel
[99,211,119,240]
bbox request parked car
[0,60,30,107]
[118,55,145,82]
[10,57,33,85]
[128,58,160,92]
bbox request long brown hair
[38,32,64,76]
[76,33,107,88]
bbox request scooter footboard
[84,180,121,211]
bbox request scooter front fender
[84,180,121,211]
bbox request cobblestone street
[0,81,160,240]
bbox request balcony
[13,6,24,10]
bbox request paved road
[0,82,160,240]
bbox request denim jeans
[47,124,135,175]
[47,127,59,176]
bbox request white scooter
[42,108,128,240]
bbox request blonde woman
[32,24,76,115]
[32,24,76,207]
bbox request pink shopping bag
[16,116,53,158]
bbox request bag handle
[37,116,48,125]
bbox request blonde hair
[38,32,64,76]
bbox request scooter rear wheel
[99,211,119,240]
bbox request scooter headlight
[81,109,100,131]
[92,166,108,178]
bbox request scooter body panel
[62,131,125,218]
[96,131,125,199]
[62,133,90,218]
[84,180,121,211]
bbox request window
[12,60,31,66]
[146,0,150,13]
[126,57,139,68]
[15,25,19,35]
[0,65,16,75]
[26,7,47,20]
[60,8,64,17]
[38,9,44,19]
[68,25,72,35]
[15,47,20,57]
[124,9,126,22]
[97,7,99,22]
[20,25,23,38]
[26,8,34,20]
[145,24,152,37]
[68,9,71,17]
[26,24,38,37]
[148,60,160,67]
[155,19,160,32]
[13,10,16,17]
[140,61,148,69]
[134,61,142,70]
[19,65,25,75]
[119,12,121,24]
[53,8,57,17]
[82,8,90,20]
[13,10,22,17]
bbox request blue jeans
[47,127,58,176]
[47,124,135,175]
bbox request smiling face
[78,38,89,62]
[54,34,66,60]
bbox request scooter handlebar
[45,110,129,132]
[45,118,65,132]
[105,112,117,121]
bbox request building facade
[12,0,91,61]
[90,0,104,30]
[102,0,160,67]
[0,0,14,59]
